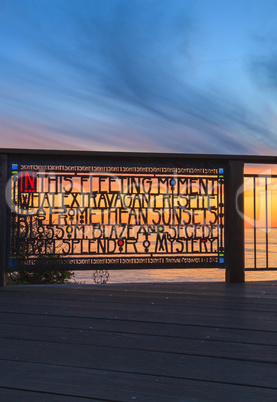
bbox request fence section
[7,152,226,272]
[244,172,277,271]
[4,150,275,284]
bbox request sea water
[73,228,277,284]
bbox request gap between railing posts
[225,159,245,283]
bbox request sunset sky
[1,0,277,154]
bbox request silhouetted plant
[8,215,75,285]
[7,269,75,285]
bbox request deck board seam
[3,300,277,314]
[1,313,277,332]
[0,330,277,354]
[1,342,277,366]
[0,385,116,401]
[1,358,277,391]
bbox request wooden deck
[0,281,277,401]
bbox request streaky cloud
[0,0,276,155]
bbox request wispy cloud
[0,0,276,154]
[250,53,277,91]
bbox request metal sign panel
[8,155,225,270]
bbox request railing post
[0,154,8,287]
[225,160,245,283]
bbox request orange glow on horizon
[244,164,277,228]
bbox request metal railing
[244,173,277,271]
[1,149,277,285]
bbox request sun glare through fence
[244,164,277,270]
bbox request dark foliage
[7,270,75,285]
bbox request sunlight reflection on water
[74,268,225,285]
[73,228,277,284]
[73,268,277,285]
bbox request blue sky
[1,0,277,154]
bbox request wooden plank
[1,303,277,332]
[0,314,277,346]
[4,281,277,301]
[2,294,277,318]
[0,388,91,402]
[1,283,277,399]
[0,323,277,364]
[2,293,277,320]
[0,337,277,388]
[4,283,277,297]
[2,288,277,312]
[1,360,277,401]
[1,312,277,346]
[1,302,277,332]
